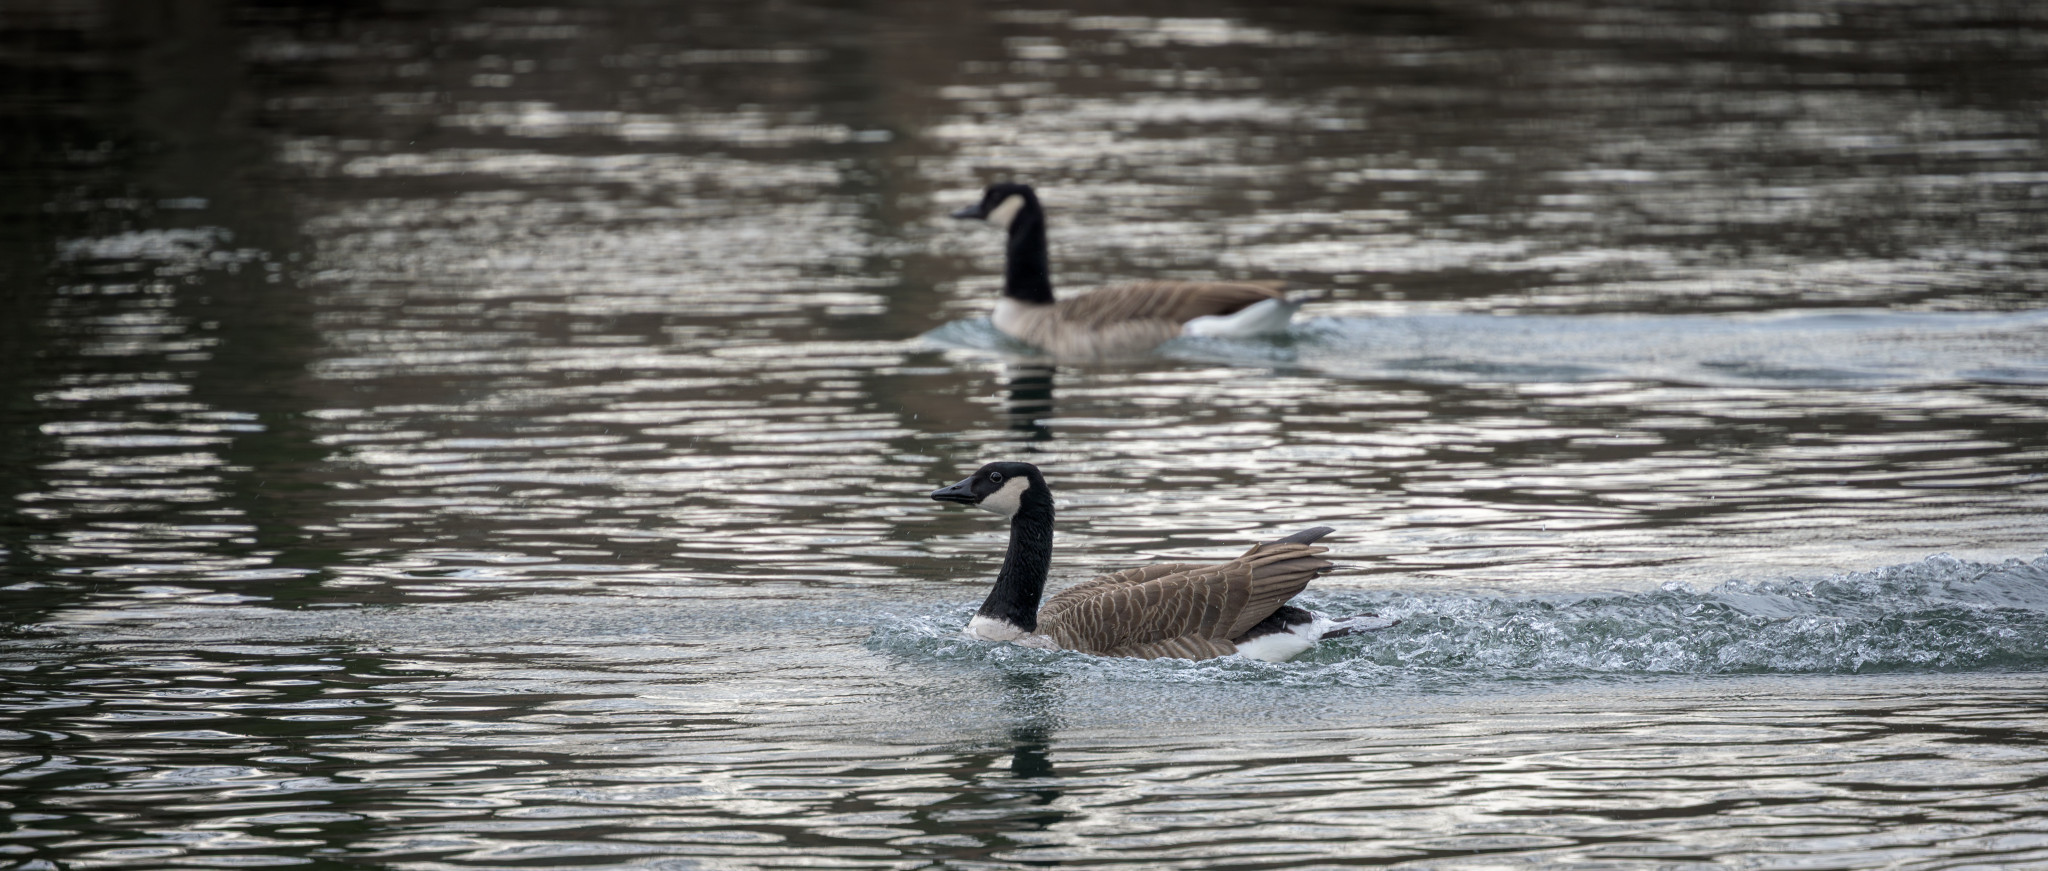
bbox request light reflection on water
[9,596,2048,868]
[4,0,2047,868]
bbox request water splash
[919,318,1053,358]
[871,554,2048,683]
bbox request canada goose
[949,183,1306,357]
[929,461,1379,661]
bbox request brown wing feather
[1035,542,1333,660]
[1036,563,1202,654]
[1055,281,1288,327]
[1040,563,1201,619]
[1220,546,1334,638]
[1107,636,1239,660]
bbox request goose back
[1034,539,1334,659]
[993,280,1290,358]
[1057,279,1289,325]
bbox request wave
[922,308,2048,386]
[869,553,2048,685]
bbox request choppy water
[5,0,2047,868]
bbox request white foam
[1181,297,1301,337]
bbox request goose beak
[930,477,978,505]
[949,204,985,220]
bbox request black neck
[979,490,1054,630]
[1002,200,1054,305]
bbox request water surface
[3,0,2046,868]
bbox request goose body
[929,461,1381,662]
[951,183,1306,358]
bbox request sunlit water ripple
[10,554,2048,869]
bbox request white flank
[1234,612,1395,662]
[1181,297,1300,337]
[1233,624,1319,662]
[975,476,1031,518]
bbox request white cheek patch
[975,476,1031,517]
[985,194,1026,230]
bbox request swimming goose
[949,183,1306,358]
[929,461,1376,661]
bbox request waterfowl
[949,183,1306,358]
[929,461,1377,662]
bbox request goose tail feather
[1318,614,1399,639]
[1181,297,1301,337]
[1270,526,1335,546]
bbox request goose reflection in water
[994,671,1060,791]
[1002,362,1057,443]
[930,671,1064,851]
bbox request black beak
[949,203,985,220]
[930,476,978,504]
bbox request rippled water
[4,0,2047,868]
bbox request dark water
[4,1,2047,868]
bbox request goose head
[950,183,1039,231]
[930,461,1049,519]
